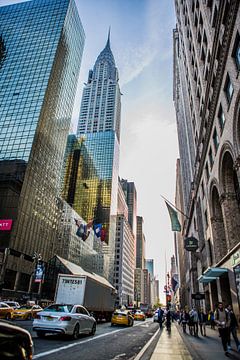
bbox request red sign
[0,219,13,231]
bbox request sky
[1,0,179,303]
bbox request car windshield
[19,306,32,310]
[43,304,73,313]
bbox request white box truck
[55,274,116,322]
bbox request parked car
[12,304,43,320]
[134,310,146,321]
[0,320,33,360]
[3,301,20,309]
[111,309,134,327]
[0,302,14,320]
[33,304,96,339]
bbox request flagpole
[160,194,189,219]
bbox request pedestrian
[227,304,240,352]
[189,307,199,337]
[188,309,194,335]
[214,302,231,356]
[180,309,189,334]
[198,308,207,336]
[208,310,215,330]
[165,306,171,331]
[157,306,164,329]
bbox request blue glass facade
[0,0,70,161]
[0,0,85,293]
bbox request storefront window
[234,264,240,308]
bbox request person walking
[227,304,240,352]
[208,310,215,329]
[214,302,231,356]
[189,307,199,337]
[180,309,189,334]
[198,308,207,336]
[157,306,164,329]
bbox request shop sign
[0,219,13,231]
[184,236,198,252]
[191,292,205,300]
[232,250,240,267]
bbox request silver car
[33,304,96,339]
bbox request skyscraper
[77,30,121,140]
[63,32,121,283]
[0,0,85,294]
[173,0,240,314]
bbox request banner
[34,263,44,283]
[165,202,181,232]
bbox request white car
[33,304,96,339]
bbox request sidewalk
[150,323,192,359]
[150,323,240,360]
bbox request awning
[198,267,228,284]
[198,276,216,284]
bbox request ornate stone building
[173,0,240,319]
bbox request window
[224,74,234,104]
[218,104,225,131]
[204,210,208,228]
[232,32,240,70]
[207,239,213,265]
[205,163,210,181]
[209,147,214,168]
[213,128,219,153]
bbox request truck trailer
[55,273,116,322]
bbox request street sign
[184,236,198,252]
[191,292,205,300]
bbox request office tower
[113,180,135,306]
[120,179,137,238]
[77,30,121,141]
[0,0,85,294]
[63,32,121,283]
[145,259,154,280]
[173,0,240,315]
[136,216,145,269]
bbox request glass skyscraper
[0,0,85,294]
[63,33,121,282]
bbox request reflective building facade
[0,0,85,295]
[62,33,121,283]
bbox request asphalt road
[12,318,159,360]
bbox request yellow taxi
[12,304,43,320]
[111,309,134,327]
[134,310,146,321]
[0,301,14,320]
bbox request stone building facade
[173,0,240,319]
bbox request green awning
[198,267,228,284]
[198,275,216,284]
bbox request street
[11,318,159,360]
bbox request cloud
[117,43,159,87]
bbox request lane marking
[33,321,148,359]
[134,328,160,360]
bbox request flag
[94,224,102,238]
[165,201,181,232]
[171,274,179,292]
[75,220,90,241]
[100,227,106,242]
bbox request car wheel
[72,323,79,340]
[36,331,46,338]
[90,323,96,335]
[5,313,11,320]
